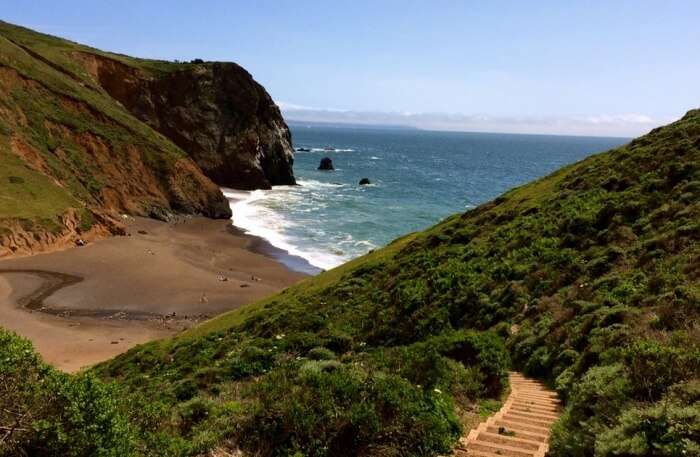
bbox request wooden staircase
[455,372,561,457]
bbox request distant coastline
[286,120,419,131]
[287,118,632,140]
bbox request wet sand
[0,217,308,372]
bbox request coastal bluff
[77,54,296,190]
[0,21,295,256]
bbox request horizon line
[277,102,675,139]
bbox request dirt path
[455,372,562,457]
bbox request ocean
[224,124,628,273]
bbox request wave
[295,148,355,153]
[222,188,350,271]
[310,148,355,152]
[297,179,346,189]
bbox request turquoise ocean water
[224,124,627,272]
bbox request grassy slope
[94,112,699,457]
[0,21,202,235]
[0,135,76,225]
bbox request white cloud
[584,114,656,125]
[275,101,674,137]
[276,101,348,113]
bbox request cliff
[0,21,294,256]
[74,53,296,190]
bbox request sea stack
[318,157,334,170]
[359,178,371,185]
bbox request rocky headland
[0,21,295,256]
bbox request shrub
[308,347,336,360]
[0,329,135,457]
[378,345,486,400]
[173,378,198,401]
[0,328,49,453]
[226,344,274,379]
[31,374,136,457]
[524,346,552,378]
[178,397,213,435]
[595,403,700,456]
[239,365,461,457]
[549,364,632,457]
[622,338,700,402]
[433,330,510,396]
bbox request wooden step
[512,389,558,397]
[505,409,559,421]
[512,394,560,403]
[510,404,560,415]
[512,389,557,396]
[467,440,537,457]
[511,401,560,412]
[501,414,553,428]
[493,418,550,436]
[455,449,507,457]
[512,390,553,396]
[485,425,547,443]
[476,431,541,450]
[510,379,547,387]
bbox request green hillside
[3,110,699,456]
[0,21,231,251]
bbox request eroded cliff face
[0,20,296,257]
[76,53,296,190]
[0,26,235,257]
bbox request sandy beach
[0,216,307,372]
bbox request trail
[455,372,561,457]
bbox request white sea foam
[222,187,347,271]
[308,148,355,152]
[297,179,346,189]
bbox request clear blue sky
[2,1,699,136]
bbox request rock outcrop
[359,178,371,185]
[318,157,334,170]
[76,54,296,190]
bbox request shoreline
[222,186,341,272]
[225,224,323,276]
[0,216,307,372]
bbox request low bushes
[238,365,461,457]
[596,403,700,457]
[0,328,135,457]
[549,336,700,457]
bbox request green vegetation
[98,109,698,456]
[4,109,698,456]
[0,22,698,457]
[0,145,77,222]
[0,329,135,457]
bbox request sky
[2,0,699,137]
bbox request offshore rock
[318,157,334,170]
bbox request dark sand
[0,217,307,372]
